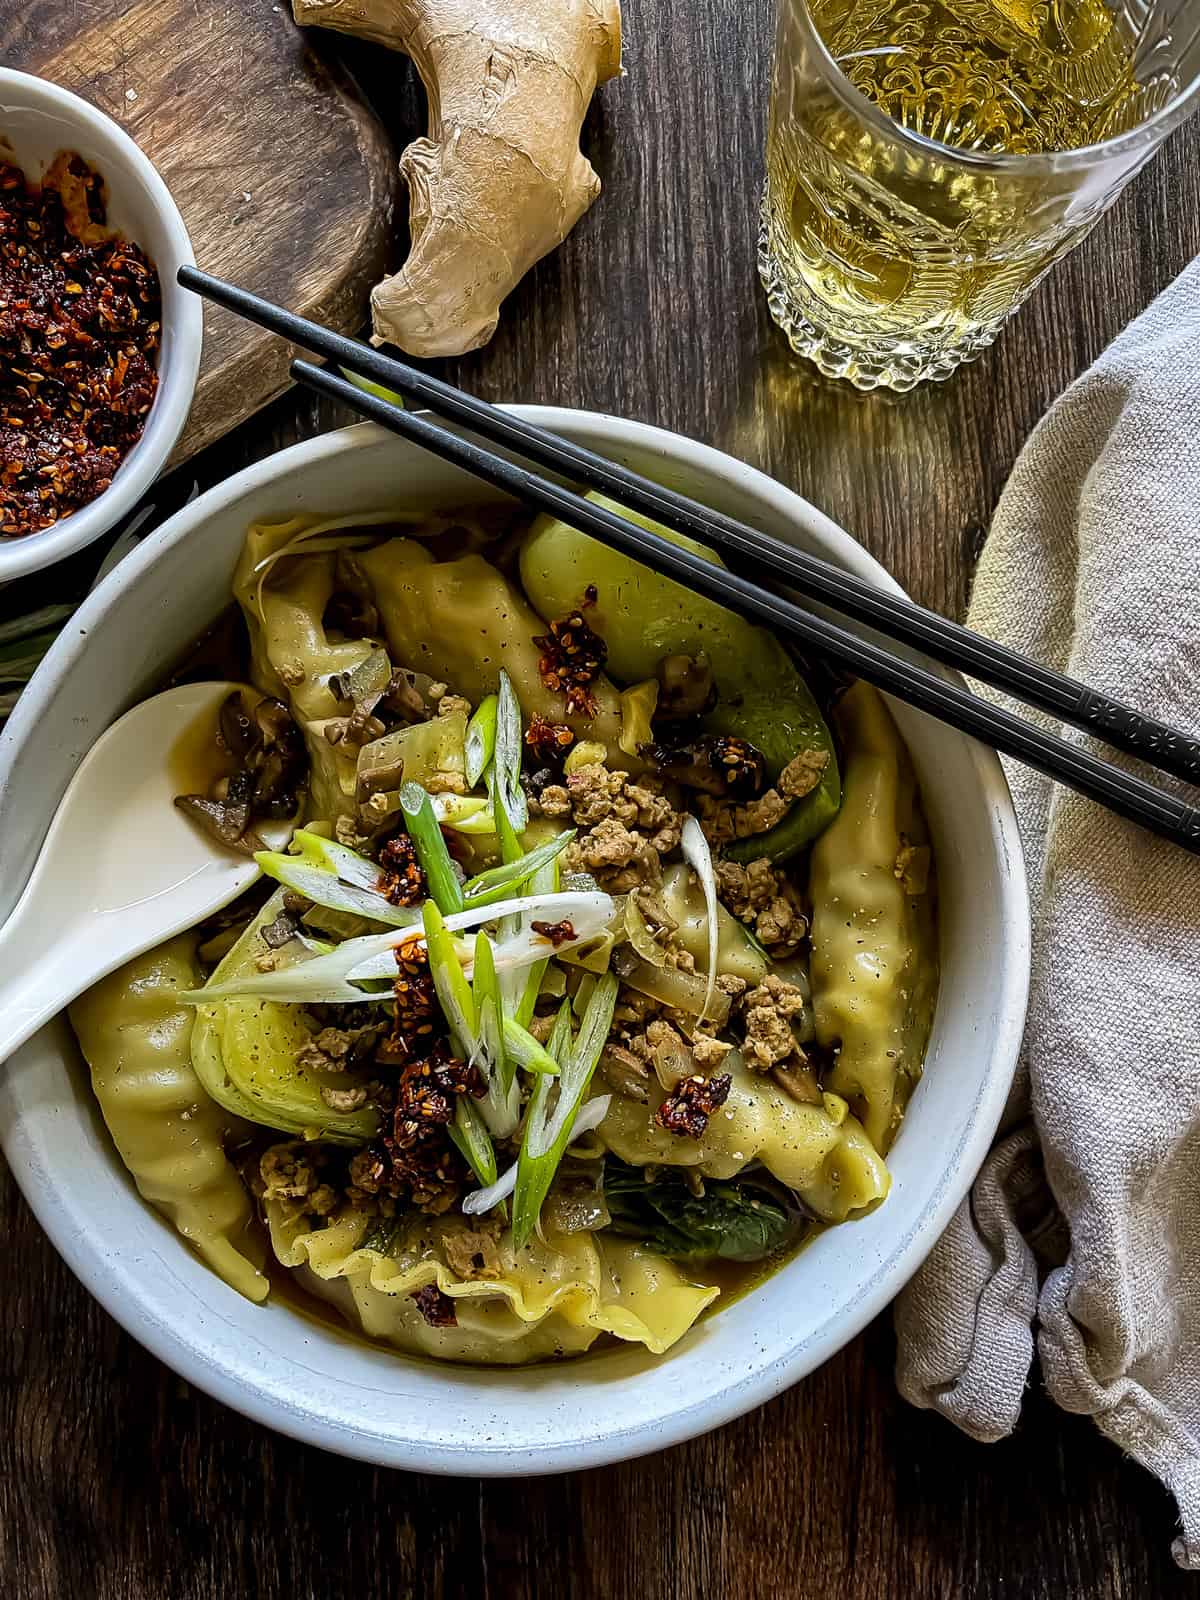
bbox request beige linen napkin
[893,258,1200,1569]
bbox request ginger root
[291,0,623,357]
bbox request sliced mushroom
[218,691,256,761]
[597,1043,652,1102]
[771,1061,823,1105]
[379,669,431,724]
[174,795,264,856]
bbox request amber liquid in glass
[762,0,1147,388]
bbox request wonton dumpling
[360,547,635,765]
[70,937,269,1303]
[233,518,431,819]
[808,684,939,1154]
[596,1058,889,1223]
[265,1203,718,1363]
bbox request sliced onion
[624,893,667,968]
[680,814,719,1025]
[461,1095,612,1217]
[611,951,731,1027]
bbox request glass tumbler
[759,0,1200,391]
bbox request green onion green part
[501,1016,563,1078]
[423,901,476,1058]
[400,781,464,913]
[464,694,499,788]
[450,1098,497,1188]
[463,829,575,908]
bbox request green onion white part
[180,889,615,1005]
[512,974,618,1248]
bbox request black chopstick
[178,263,1200,790]
[288,357,1200,857]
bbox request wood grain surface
[3,2,1200,1596]
[1,0,400,462]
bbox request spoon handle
[0,901,96,1066]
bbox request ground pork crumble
[696,746,829,846]
[540,762,683,891]
[740,975,810,1069]
[714,857,808,955]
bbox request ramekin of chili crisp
[0,69,201,583]
[0,152,162,541]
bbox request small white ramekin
[0,68,202,583]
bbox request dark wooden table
[4,4,1199,1596]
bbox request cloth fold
[893,258,1200,1570]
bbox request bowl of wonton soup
[0,415,1030,1472]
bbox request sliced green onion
[501,1016,563,1077]
[423,902,476,1057]
[255,831,418,928]
[511,855,560,1027]
[472,930,509,1093]
[298,831,386,890]
[680,815,719,1024]
[487,766,524,865]
[183,889,615,1004]
[431,794,496,833]
[449,1098,497,1188]
[463,830,574,908]
[461,1093,610,1219]
[512,976,617,1248]
[546,997,574,1062]
[340,367,405,408]
[465,694,498,788]
[493,669,528,832]
[399,781,464,913]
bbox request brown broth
[166,697,241,798]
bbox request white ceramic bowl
[0,416,1030,1471]
[0,69,202,582]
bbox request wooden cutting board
[2,0,401,464]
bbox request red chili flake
[389,1046,485,1147]
[525,713,576,766]
[0,152,161,541]
[656,1073,732,1139]
[531,918,577,948]
[377,832,427,907]
[389,940,440,1059]
[351,1044,486,1214]
[411,1284,457,1328]
[533,602,607,719]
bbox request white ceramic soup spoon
[0,680,293,1065]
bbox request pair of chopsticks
[179,266,1200,856]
